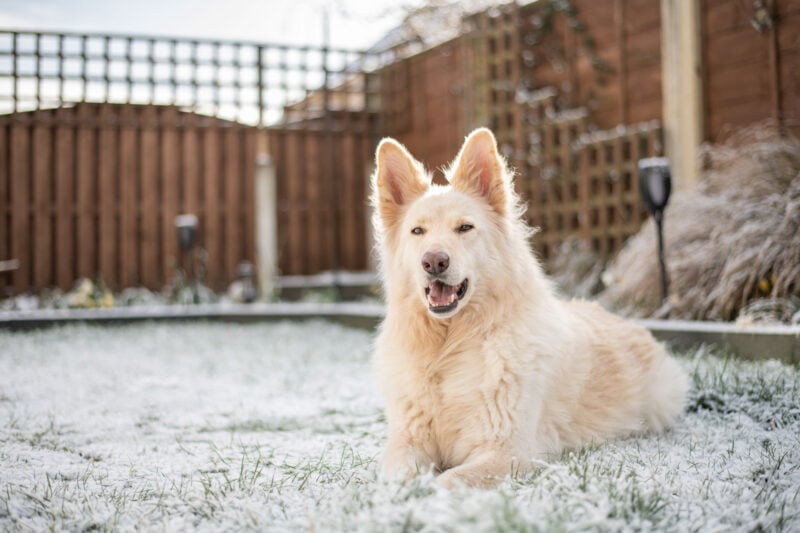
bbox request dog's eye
[411,227,425,235]
[457,223,474,233]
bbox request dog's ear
[449,128,508,216]
[373,138,428,227]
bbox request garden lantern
[175,214,198,251]
[175,214,199,301]
[637,157,671,305]
[237,261,257,303]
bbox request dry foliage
[548,238,604,299]
[599,124,800,323]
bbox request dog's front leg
[436,448,525,489]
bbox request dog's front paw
[436,470,503,489]
[381,447,435,483]
[380,461,416,483]
[434,470,460,490]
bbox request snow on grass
[0,321,798,531]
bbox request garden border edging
[1,303,797,363]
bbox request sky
[0,0,426,123]
[0,0,416,49]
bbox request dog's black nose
[422,251,449,275]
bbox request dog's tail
[643,352,690,432]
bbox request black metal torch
[637,158,672,305]
[175,214,198,252]
[175,214,199,301]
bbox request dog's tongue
[428,280,456,306]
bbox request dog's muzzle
[425,278,468,314]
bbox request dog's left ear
[373,138,429,228]
[449,128,508,216]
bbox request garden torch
[175,214,199,300]
[637,158,671,306]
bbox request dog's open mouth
[425,279,468,313]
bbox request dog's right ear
[373,138,428,227]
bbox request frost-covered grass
[1,321,798,531]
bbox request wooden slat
[224,127,242,282]
[273,130,289,275]
[630,131,643,226]
[340,133,357,270]
[612,134,625,248]
[97,106,118,287]
[0,125,8,293]
[596,139,609,257]
[118,107,138,288]
[241,129,257,268]
[616,0,629,125]
[75,105,96,280]
[202,126,222,289]
[580,142,593,244]
[139,106,160,288]
[284,130,304,275]
[305,131,322,273]
[9,124,30,293]
[32,124,53,289]
[327,130,341,272]
[160,108,180,283]
[356,132,370,267]
[55,116,75,290]
[181,125,200,215]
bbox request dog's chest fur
[388,326,524,469]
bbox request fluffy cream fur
[371,128,689,488]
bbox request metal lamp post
[175,214,198,252]
[637,158,672,305]
[175,214,199,302]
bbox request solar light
[175,214,198,252]
[237,261,257,303]
[637,157,672,305]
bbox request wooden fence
[702,0,800,140]
[0,29,382,294]
[0,103,379,294]
[511,88,662,259]
[379,2,665,261]
[3,1,797,294]
[266,123,374,276]
[0,103,257,294]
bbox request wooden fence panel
[265,124,375,276]
[574,123,662,259]
[702,0,800,140]
[0,103,259,295]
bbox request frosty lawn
[1,322,798,531]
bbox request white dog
[371,128,688,488]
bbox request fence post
[255,152,278,300]
[660,0,703,189]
